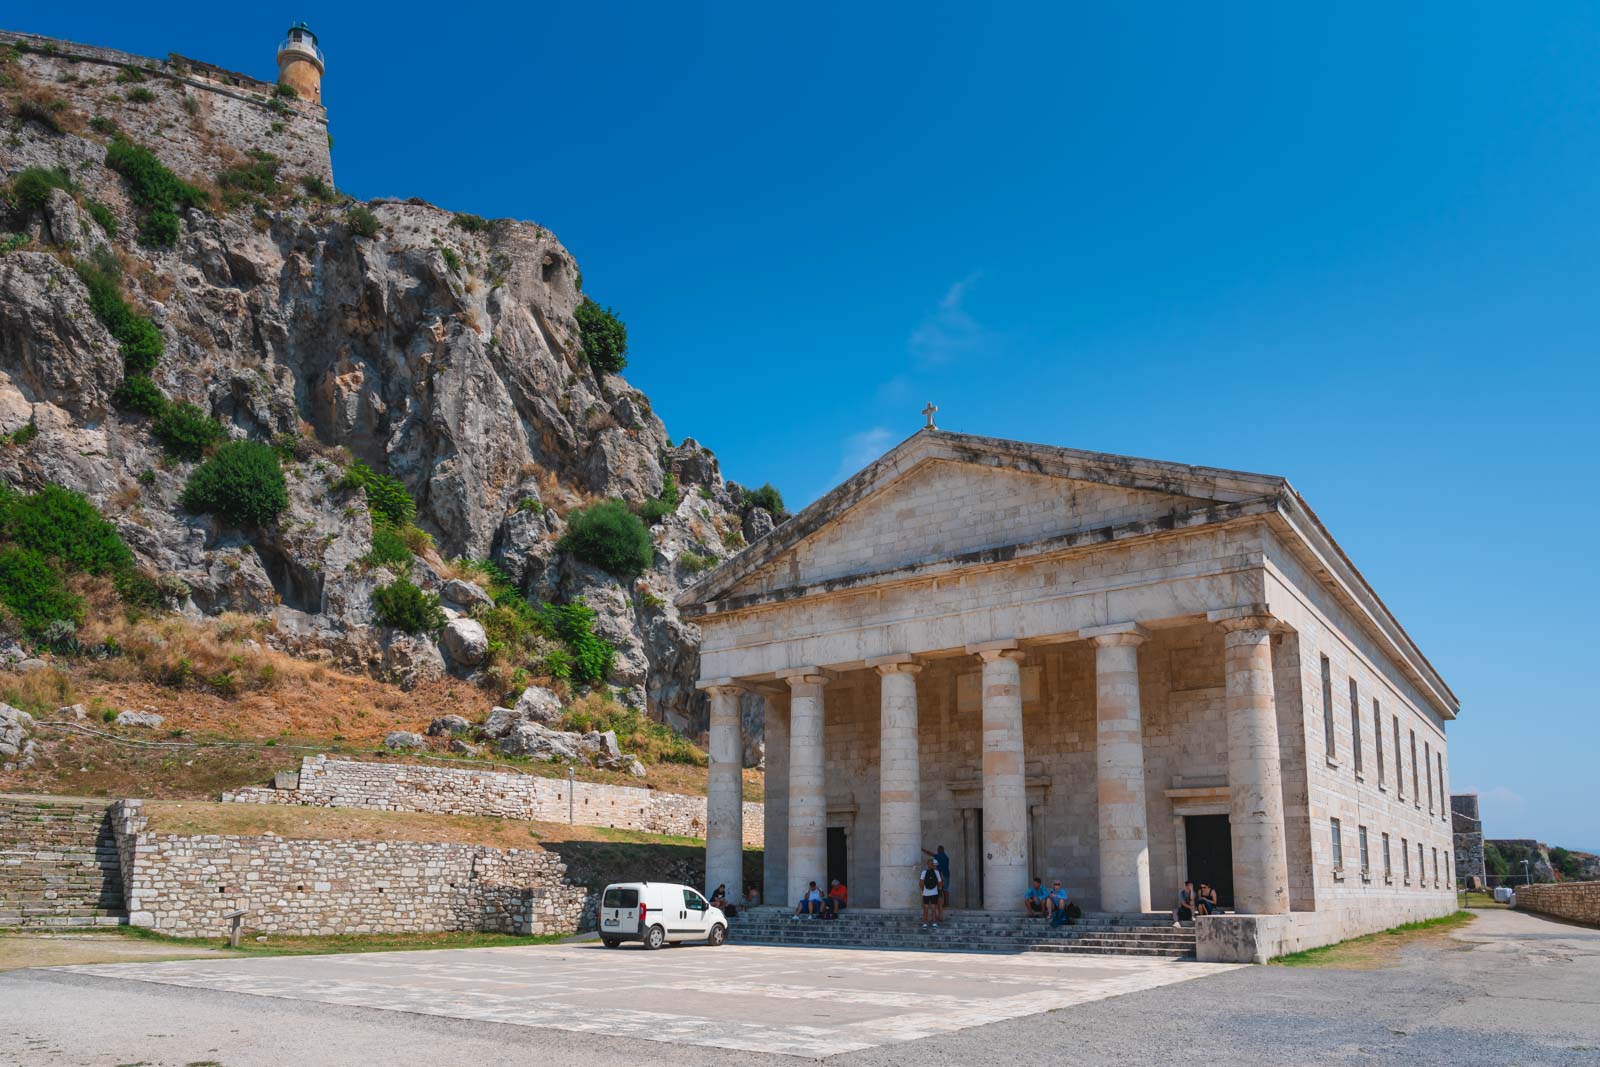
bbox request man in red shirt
[823,878,848,919]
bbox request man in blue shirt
[922,845,951,908]
[1025,877,1049,918]
[1047,881,1072,926]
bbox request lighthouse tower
[275,22,324,104]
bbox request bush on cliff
[371,578,444,634]
[0,484,133,576]
[181,441,288,529]
[558,499,652,579]
[9,166,74,212]
[337,460,415,529]
[0,545,83,638]
[151,402,225,461]
[576,297,628,375]
[104,135,207,248]
[75,257,163,375]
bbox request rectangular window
[1437,751,1446,820]
[1425,741,1434,813]
[1402,837,1410,881]
[1331,818,1343,868]
[1321,656,1336,760]
[1418,842,1426,885]
[1358,825,1370,874]
[1445,852,1451,887]
[1410,730,1420,804]
[1349,678,1363,776]
[1382,832,1392,879]
[1432,847,1439,886]
[1394,717,1404,799]
[1374,700,1385,787]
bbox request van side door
[681,887,711,934]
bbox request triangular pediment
[680,430,1287,606]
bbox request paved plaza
[3,910,1598,1065]
[53,941,1237,1057]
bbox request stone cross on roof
[921,402,938,429]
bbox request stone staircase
[729,906,1196,958]
[0,795,128,929]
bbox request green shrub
[346,205,380,238]
[371,578,444,634]
[125,87,155,104]
[743,482,786,517]
[558,499,653,578]
[637,472,679,525]
[181,441,288,528]
[77,257,163,374]
[104,135,207,247]
[216,151,280,205]
[82,198,118,237]
[337,461,415,528]
[113,375,165,415]
[678,551,715,574]
[0,546,83,638]
[0,484,133,575]
[151,402,224,460]
[451,213,490,233]
[575,297,628,375]
[7,423,37,447]
[16,98,66,134]
[88,115,119,136]
[10,166,74,212]
[273,81,298,99]
[299,174,335,201]
[538,600,614,686]
[440,247,461,274]
[364,524,413,569]
[516,497,544,514]
[560,700,703,766]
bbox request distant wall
[0,31,332,184]
[110,799,588,938]
[224,756,765,847]
[1451,794,1486,887]
[1515,882,1600,928]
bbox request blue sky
[20,3,1599,848]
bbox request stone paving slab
[61,942,1241,1057]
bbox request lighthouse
[275,22,324,104]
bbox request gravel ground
[2,909,1596,1066]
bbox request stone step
[0,913,129,929]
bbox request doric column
[1215,612,1291,915]
[1086,622,1152,913]
[702,681,745,900]
[762,693,790,907]
[780,669,829,906]
[871,655,922,909]
[970,641,1029,911]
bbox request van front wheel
[707,923,726,947]
[643,924,666,950]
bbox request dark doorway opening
[826,826,848,889]
[1184,814,1234,908]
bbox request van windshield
[602,888,639,909]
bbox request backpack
[1065,901,1082,921]
[922,868,940,890]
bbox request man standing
[920,857,944,929]
[922,845,951,909]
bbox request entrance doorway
[1184,814,1233,908]
[958,808,985,908]
[826,826,848,889]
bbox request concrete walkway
[1,909,1595,1065]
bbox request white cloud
[907,275,991,366]
[833,426,895,484]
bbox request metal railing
[277,37,324,66]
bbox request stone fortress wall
[0,30,333,184]
[1451,794,1487,887]
[1514,882,1600,928]
[224,756,764,848]
[110,799,591,938]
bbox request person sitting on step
[919,858,944,929]
[823,878,848,919]
[743,882,761,908]
[1047,881,1073,926]
[1198,882,1219,915]
[1025,877,1049,918]
[1173,880,1196,926]
[710,883,737,918]
[793,881,824,919]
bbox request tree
[559,499,653,578]
[575,297,628,374]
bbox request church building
[678,428,1459,962]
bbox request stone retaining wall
[1514,882,1600,927]
[109,799,590,938]
[223,756,764,847]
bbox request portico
[681,430,1460,961]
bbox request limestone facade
[224,756,763,847]
[679,431,1460,962]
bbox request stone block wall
[0,31,333,185]
[1514,882,1600,927]
[1451,794,1486,887]
[223,756,764,847]
[110,799,589,938]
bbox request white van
[597,882,728,950]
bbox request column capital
[696,677,748,697]
[868,653,922,676]
[1082,621,1149,647]
[1207,605,1281,635]
[777,667,831,688]
[966,639,1025,663]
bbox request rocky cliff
[0,34,774,759]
